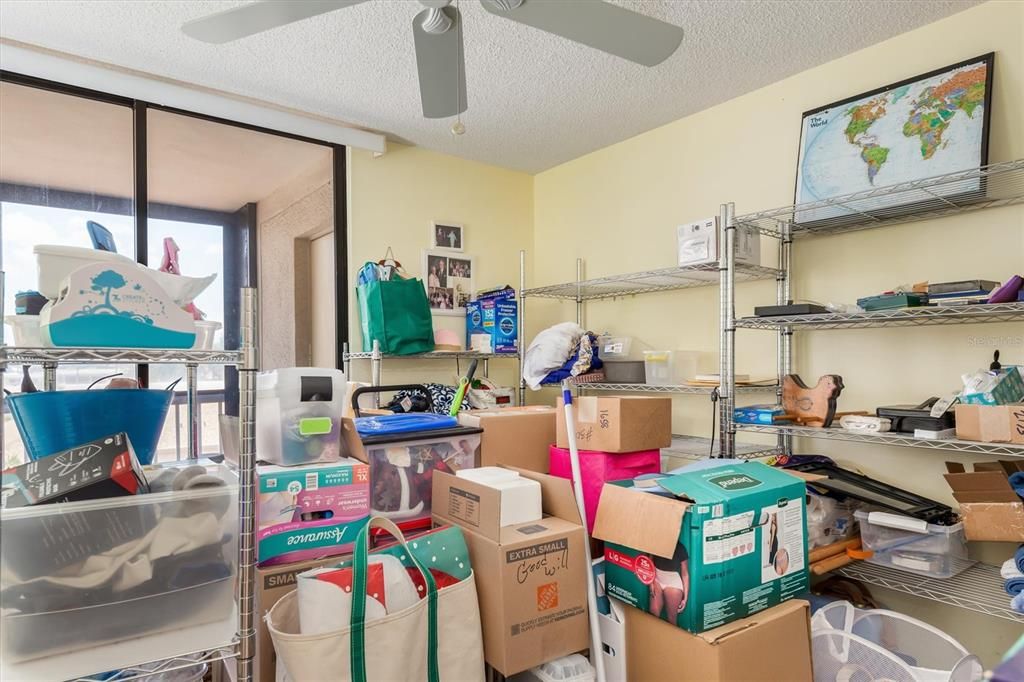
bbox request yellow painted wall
[532,1,1023,664]
[346,142,533,389]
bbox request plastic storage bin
[256,368,347,466]
[7,388,173,464]
[854,509,972,578]
[5,314,43,346]
[361,423,481,530]
[603,360,645,383]
[598,335,633,359]
[0,461,238,664]
[549,445,661,532]
[643,350,705,385]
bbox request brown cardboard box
[944,460,1024,542]
[458,407,557,472]
[625,599,813,682]
[257,556,346,681]
[555,396,671,453]
[432,467,589,676]
[954,404,1024,443]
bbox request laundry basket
[811,601,982,682]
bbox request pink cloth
[549,445,661,532]
[159,237,204,320]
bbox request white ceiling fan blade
[480,0,683,66]
[413,7,468,119]
[182,0,367,44]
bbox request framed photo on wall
[430,221,464,252]
[794,53,993,225]
[423,250,474,316]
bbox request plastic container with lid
[358,414,481,530]
[643,350,675,385]
[0,461,238,666]
[256,368,347,466]
[597,335,633,360]
[854,509,972,578]
[5,314,43,347]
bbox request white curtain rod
[0,42,387,155]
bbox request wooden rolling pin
[811,552,855,575]
[808,537,861,564]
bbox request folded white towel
[1001,558,1024,580]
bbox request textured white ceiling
[0,0,978,173]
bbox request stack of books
[928,279,998,306]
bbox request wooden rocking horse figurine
[781,374,845,427]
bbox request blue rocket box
[39,262,197,349]
[466,286,517,354]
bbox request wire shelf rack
[0,346,242,365]
[73,646,237,682]
[735,302,1024,330]
[522,262,781,301]
[344,350,519,360]
[734,423,1024,457]
[577,382,778,395]
[836,562,1023,623]
[734,159,1024,238]
[662,434,782,462]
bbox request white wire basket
[811,602,982,682]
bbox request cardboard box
[432,467,589,676]
[625,599,813,682]
[954,404,1024,443]
[1,431,149,508]
[943,460,1024,542]
[257,459,370,566]
[459,407,557,473]
[556,396,671,453]
[595,461,808,634]
[257,556,347,682]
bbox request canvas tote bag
[267,518,485,682]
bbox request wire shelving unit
[718,159,1024,623]
[342,340,520,406]
[661,434,782,464]
[836,562,1023,624]
[735,423,1024,458]
[735,159,1024,239]
[0,289,259,682]
[569,382,778,395]
[736,302,1024,330]
[522,262,781,301]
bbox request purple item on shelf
[988,275,1023,303]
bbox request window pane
[146,109,332,460]
[1,82,134,467]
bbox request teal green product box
[962,366,1024,406]
[257,460,370,566]
[593,461,808,634]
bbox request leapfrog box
[593,461,808,634]
[257,459,370,566]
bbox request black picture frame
[792,52,994,228]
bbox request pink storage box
[549,445,661,532]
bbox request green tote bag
[357,273,435,355]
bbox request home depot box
[432,467,589,676]
[459,406,557,473]
[256,556,346,682]
[556,396,671,453]
[943,460,1024,542]
[954,404,1024,443]
[625,599,813,681]
[594,461,808,633]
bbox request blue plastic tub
[8,389,173,464]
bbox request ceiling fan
[182,0,684,119]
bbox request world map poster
[795,54,991,224]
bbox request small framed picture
[430,221,464,252]
[423,250,474,316]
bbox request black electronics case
[876,398,955,433]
